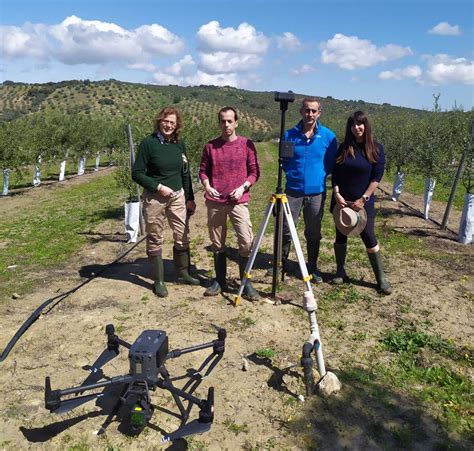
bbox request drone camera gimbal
[45,324,226,442]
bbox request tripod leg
[281,199,312,291]
[234,197,275,306]
[282,198,327,378]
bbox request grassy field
[0,142,472,449]
[0,171,128,299]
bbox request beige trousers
[206,200,254,257]
[143,189,189,256]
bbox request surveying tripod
[233,92,327,389]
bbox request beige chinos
[206,200,254,257]
[143,189,189,256]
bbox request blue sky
[1,0,473,110]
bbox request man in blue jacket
[281,97,337,282]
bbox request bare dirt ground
[0,172,472,450]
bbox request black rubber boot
[204,252,227,296]
[149,255,168,298]
[307,240,322,283]
[173,247,200,285]
[331,243,347,285]
[367,251,392,295]
[239,256,261,301]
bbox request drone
[44,324,226,442]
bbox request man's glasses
[161,119,176,126]
[304,108,319,114]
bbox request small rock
[298,395,305,402]
[242,358,249,371]
[12,292,20,299]
[317,371,342,396]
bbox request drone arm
[45,374,134,412]
[116,337,132,349]
[167,328,226,360]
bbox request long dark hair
[336,111,379,163]
[154,106,183,143]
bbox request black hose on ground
[0,236,145,363]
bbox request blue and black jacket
[282,120,338,195]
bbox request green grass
[376,322,473,436]
[255,347,277,359]
[223,419,250,435]
[0,170,127,300]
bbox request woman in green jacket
[132,107,199,297]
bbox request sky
[1,0,473,111]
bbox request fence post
[441,151,466,229]
[443,120,474,229]
[126,124,145,235]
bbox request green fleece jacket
[132,134,194,201]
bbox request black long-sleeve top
[331,142,385,217]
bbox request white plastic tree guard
[124,200,140,243]
[2,168,10,196]
[423,178,436,220]
[59,160,66,181]
[33,156,42,187]
[77,156,86,176]
[391,171,405,201]
[458,193,474,244]
[94,152,100,172]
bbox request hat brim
[333,204,368,236]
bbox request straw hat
[333,205,367,236]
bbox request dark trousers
[282,192,326,245]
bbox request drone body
[45,324,226,441]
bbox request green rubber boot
[173,247,200,285]
[149,255,168,298]
[367,251,392,295]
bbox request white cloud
[199,52,262,74]
[166,55,195,76]
[424,54,474,85]
[196,21,269,54]
[320,34,412,70]
[0,24,49,59]
[291,64,316,76]
[1,16,184,66]
[428,22,461,36]
[379,65,422,80]
[186,70,240,86]
[153,69,240,87]
[153,72,181,85]
[127,63,157,72]
[277,32,302,50]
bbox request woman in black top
[331,111,392,294]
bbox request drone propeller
[53,392,103,414]
[161,419,211,443]
[79,348,118,388]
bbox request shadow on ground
[289,366,471,450]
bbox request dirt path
[0,171,472,450]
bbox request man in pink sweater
[199,106,260,300]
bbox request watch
[362,194,370,202]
